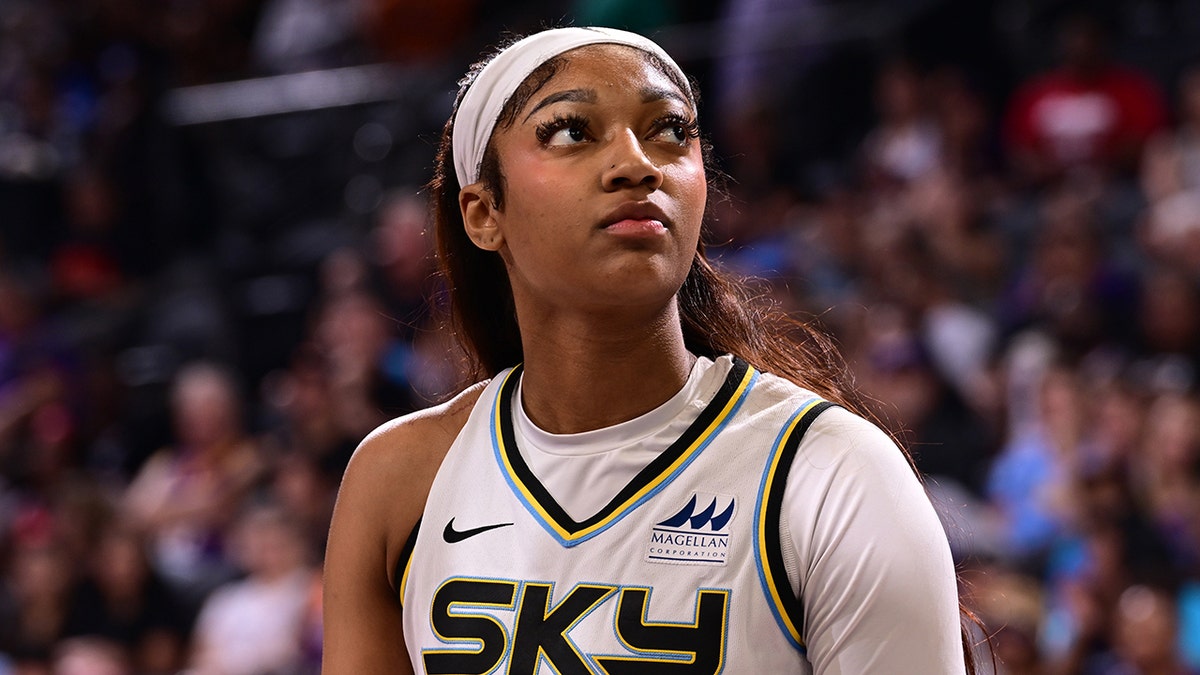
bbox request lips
[600,201,671,231]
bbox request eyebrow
[522,85,690,122]
[640,85,687,106]
[524,89,597,121]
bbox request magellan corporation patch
[645,492,736,565]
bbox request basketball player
[323,27,974,674]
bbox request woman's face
[468,44,707,317]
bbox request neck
[516,301,695,434]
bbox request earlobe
[460,185,505,252]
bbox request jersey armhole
[393,517,422,608]
[753,399,837,653]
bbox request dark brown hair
[428,33,986,672]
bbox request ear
[460,184,505,252]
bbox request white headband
[451,26,690,187]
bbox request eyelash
[652,113,701,142]
[535,113,588,144]
[534,112,701,145]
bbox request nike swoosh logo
[443,518,514,543]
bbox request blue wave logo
[656,494,736,532]
[647,493,737,565]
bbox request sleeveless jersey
[398,357,833,674]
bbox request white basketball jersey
[399,357,833,674]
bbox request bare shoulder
[323,381,489,674]
[351,380,489,478]
[334,381,489,573]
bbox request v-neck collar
[490,357,757,547]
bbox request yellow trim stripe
[758,398,825,646]
[496,364,756,543]
[395,520,421,607]
[399,553,413,606]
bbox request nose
[601,130,663,192]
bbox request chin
[590,274,687,313]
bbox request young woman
[323,26,974,674]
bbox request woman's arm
[322,384,485,674]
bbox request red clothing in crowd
[1004,65,1168,171]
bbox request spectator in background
[1142,65,1200,195]
[1085,584,1198,675]
[963,566,1045,674]
[0,273,74,464]
[365,192,463,401]
[122,362,264,605]
[986,362,1082,562]
[1075,372,1144,487]
[1131,266,1200,392]
[260,345,361,481]
[927,66,997,180]
[308,286,420,430]
[52,637,132,675]
[1132,392,1200,567]
[268,450,337,557]
[62,523,186,675]
[1003,10,1168,186]
[1040,528,1127,673]
[855,60,1008,318]
[1140,63,1200,273]
[188,503,317,675]
[0,519,76,673]
[712,0,830,191]
[861,59,943,189]
[1000,187,1138,357]
[849,303,995,497]
[48,166,128,306]
[904,167,1008,304]
[369,191,437,334]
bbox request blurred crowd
[1,0,1199,673]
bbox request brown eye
[548,126,587,145]
[650,114,700,146]
[664,124,688,144]
[536,114,590,146]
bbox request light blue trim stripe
[753,397,822,653]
